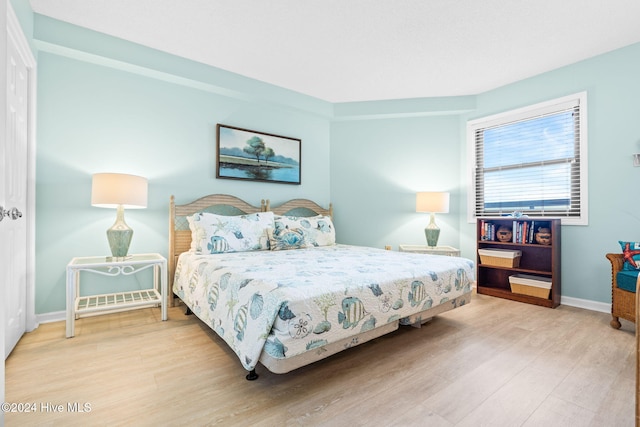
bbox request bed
[169,194,474,379]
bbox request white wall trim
[34,297,610,328]
[472,283,610,314]
[36,311,66,325]
[560,295,610,314]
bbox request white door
[3,3,31,359]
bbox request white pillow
[187,211,274,254]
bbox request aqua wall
[329,96,476,251]
[331,114,466,249]
[459,42,640,306]
[24,6,640,314]
[331,43,640,308]
[33,17,332,314]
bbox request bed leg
[246,369,259,381]
[185,307,193,315]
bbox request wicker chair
[635,279,640,424]
[606,253,636,329]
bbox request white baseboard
[560,296,610,314]
[471,283,610,314]
[36,311,65,325]
[32,295,611,330]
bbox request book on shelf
[479,220,495,241]
[512,220,535,243]
[479,219,548,244]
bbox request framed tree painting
[216,124,301,185]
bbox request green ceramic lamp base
[107,205,133,257]
[424,212,441,247]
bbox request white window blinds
[468,93,587,224]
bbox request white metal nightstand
[66,253,167,338]
[398,245,461,257]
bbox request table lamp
[416,191,450,247]
[91,173,148,258]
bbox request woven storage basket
[509,274,551,299]
[478,249,521,268]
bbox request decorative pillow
[188,211,274,254]
[267,228,308,251]
[269,215,335,250]
[619,241,640,270]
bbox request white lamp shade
[416,192,450,213]
[91,173,148,209]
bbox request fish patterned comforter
[173,244,474,371]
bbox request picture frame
[216,124,301,185]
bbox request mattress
[173,244,474,371]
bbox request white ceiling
[29,0,640,103]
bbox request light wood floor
[5,291,635,427]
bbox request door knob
[9,207,22,220]
[0,206,23,221]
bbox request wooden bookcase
[476,218,561,308]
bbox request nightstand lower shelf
[76,289,162,317]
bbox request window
[468,92,587,225]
